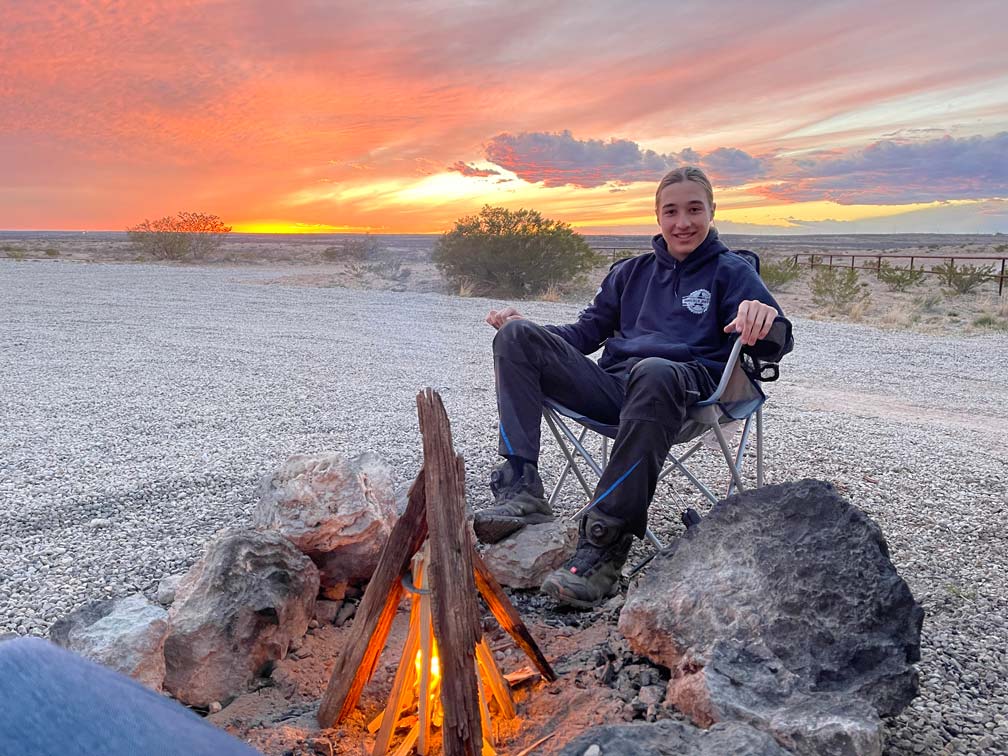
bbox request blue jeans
[0,637,260,755]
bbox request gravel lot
[2,259,1006,754]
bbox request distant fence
[589,246,1008,296]
[792,253,1008,296]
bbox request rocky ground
[1,258,1006,754]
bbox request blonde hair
[654,166,714,211]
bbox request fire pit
[317,389,556,756]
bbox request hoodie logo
[683,289,711,314]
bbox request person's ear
[710,202,716,221]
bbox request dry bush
[127,212,231,260]
[457,278,476,298]
[881,306,915,329]
[321,235,379,262]
[539,283,564,302]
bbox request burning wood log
[417,388,482,756]
[318,388,556,755]
[317,471,428,727]
[472,552,557,683]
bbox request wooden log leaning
[417,389,483,756]
[317,470,428,728]
[472,550,558,683]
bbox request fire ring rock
[618,479,923,756]
[252,452,396,588]
[49,593,169,691]
[558,719,791,755]
[163,529,319,707]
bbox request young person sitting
[473,166,794,609]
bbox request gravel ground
[2,259,1006,754]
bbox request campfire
[317,390,556,755]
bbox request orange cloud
[1,2,1006,232]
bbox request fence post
[828,255,833,269]
[850,255,855,269]
[1000,258,1006,297]
[909,256,914,271]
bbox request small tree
[759,256,802,291]
[810,266,869,314]
[127,212,231,260]
[930,259,993,295]
[433,206,598,297]
[876,260,926,292]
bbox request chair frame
[541,337,766,551]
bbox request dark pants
[493,320,715,538]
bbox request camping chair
[542,334,777,554]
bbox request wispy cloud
[448,161,500,178]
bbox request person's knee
[627,358,689,403]
[492,318,541,356]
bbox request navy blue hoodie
[545,229,793,379]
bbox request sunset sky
[3,1,1007,234]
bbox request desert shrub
[876,260,925,291]
[433,206,598,297]
[972,314,1003,329]
[931,260,993,295]
[44,247,59,257]
[809,266,869,313]
[127,212,231,260]
[321,234,379,262]
[913,292,943,313]
[759,256,802,291]
[5,249,26,261]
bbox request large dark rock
[163,529,319,707]
[558,719,790,755]
[252,452,396,588]
[619,479,923,756]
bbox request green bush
[759,256,802,291]
[930,260,993,295]
[809,266,869,313]
[127,212,231,260]
[433,206,598,297]
[321,234,379,262]
[876,260,926,291]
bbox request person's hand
[723,300,777,346]
[486,306,525,330]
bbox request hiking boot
[473,460,553,544]
[541,509,633,609]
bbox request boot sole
[540,575,615,610]
[473,512,554,544]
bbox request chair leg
[727,416,754,497]
[712,422,746,494]
[543,410,598,500]
[756,407,764,488]
[543,412,589,505]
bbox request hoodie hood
[651,228,727,271]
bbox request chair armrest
[743,318,792,362]
[703,336,745,404]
